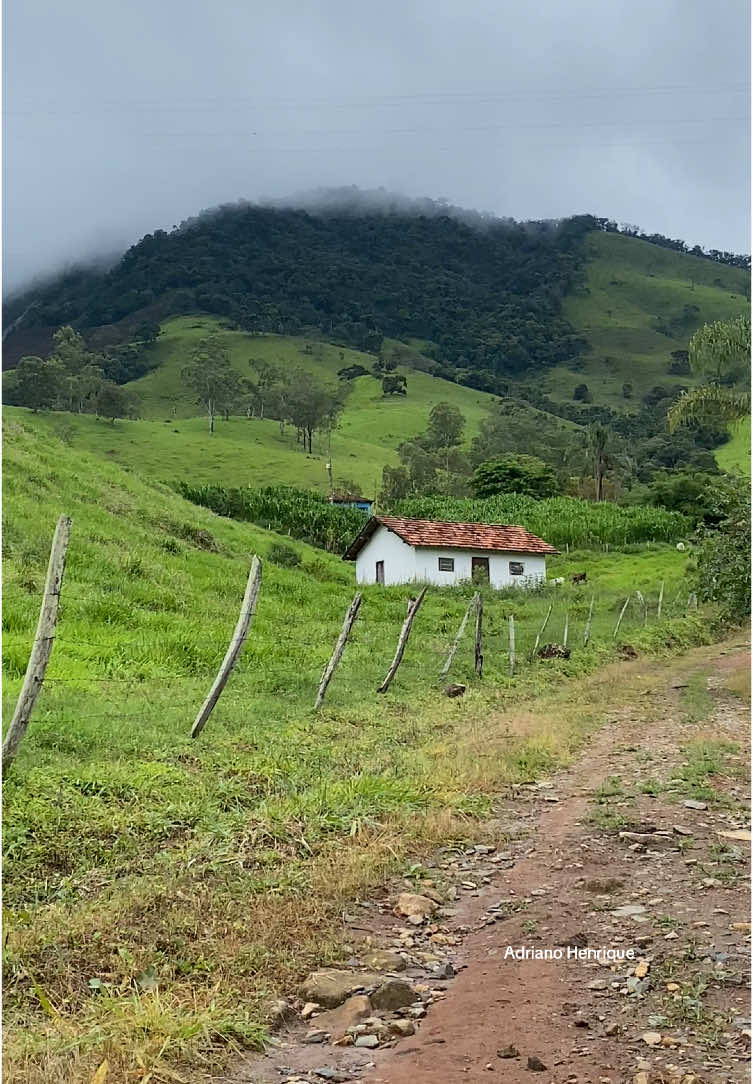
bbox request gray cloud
[4,0,750,293]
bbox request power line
[139,114,749,141]
[4,82,749,117]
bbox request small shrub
[268,543,301,568]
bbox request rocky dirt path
[233,641,750,1084]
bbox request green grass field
[2,415,711,1083]
[715,416,751,475]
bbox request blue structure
[329,494,373,514]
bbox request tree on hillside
[470,401,571,468]
[472,454,559,499]
[382,372,407,396]
[285,370,345,453]
[181,334,243,433]
[7,355,65,412]
[49,325,94,374]
[134,321,162,345]
[425,402,464,451]
[582,424,613,502]
[669,315,751,431]
[248,359,282,418]
[96,381,140,423]
[65,362,104,413]
[421,402,467,492]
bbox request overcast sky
[3,0,750,294]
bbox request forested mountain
[4,204,598,376]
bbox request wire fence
[3,577,700,742]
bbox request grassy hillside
[4,317,510,494]
[532,231,749,409]
[715,416,751,475]
[2,416,707,1083]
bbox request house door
[375,560,385,585]
[471,557,490,585]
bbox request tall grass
[395,494,689,548]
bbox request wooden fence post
[657,580,665,620]
[531,603,553,661]
[562,611,569,649]
[315,592,363,708]
[474,593,484,678]
[191,556,262,739]
[3,515,72,776]
[440,593,477,681]
[613,595,630,640]
[583,595,595,646]
[377,587,427,693]
[635,590,648,625]
[508,614,516,676]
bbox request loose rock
[371,979,416,1012]
[354,1034,380,1049]
[682,799,707,810]
[527,1055,547,1071]
[312,995,372,1043]
[395,893,437,922]
[642,1031,662,1046]
[389,1019,415,1037]
[611,904,647,918]
[362,949,406,972]
[300,970,381,1009]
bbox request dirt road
[237,642,750,1084]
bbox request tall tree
[285,370,345,453]
[8,356,65,412]
[583,424,612,501]
[95,381,139,423]
[181,334,243,433]
[248,359,282,418]
[49,325,94,375]
[472,454,559,499]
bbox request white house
[343,515,558,589]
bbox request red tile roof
[343,516,558,559]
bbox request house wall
[354,526,417,584]
[414,547,546,588]
[354,526,547,587]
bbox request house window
[509,561,525,576]
[438,557,455,572]
[375,560,385,584]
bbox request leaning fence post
[191,556,261,739]
[2,515,72,776]
[377,587,427,693]
[613,595,630,640]
[531,603,553,661]
[315,592,362,709]
[474,594,483,678]
[635,590,648,625]
[440,593,477,681]
[508,614,516,676]
[657,580,665,620]
[583,595,595,646]
[562,611,569,649]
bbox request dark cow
[572,572,587,584]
